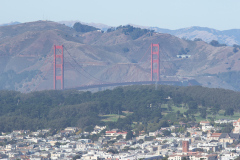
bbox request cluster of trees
[209,40,227,47]
[178,48,190,55]
[73,22,99,33]
[1,85,240,132]
[215,123,233,133]
[0,90,100,132]
[233,44,240,53]
[106,27,116,33]
[122,47,129,53]
[116,25,154,40]
[194,38,203,41]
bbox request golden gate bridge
[28,43,199,92]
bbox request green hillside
[0,85,240,132]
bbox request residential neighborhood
[0,118,240,160]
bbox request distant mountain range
[149,26,240,46]
[6,21,239,46]
[58,21,240,46]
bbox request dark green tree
[73,22,99,33]
[194,38,202,41]
[126,131,134,140]
[224,108,234,116]
[200,108,207,119]
[210,40,220,46]
[209,40,226,47]
[162,130,171,136]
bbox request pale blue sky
[1,0,240,30]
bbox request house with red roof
[105,130,127,139]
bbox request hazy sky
[1,0,240,30]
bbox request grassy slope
[102,104,240,123]
[100,114,126,122]
[100,111,133,122]
[162,104,240,122]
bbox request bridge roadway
[66,80,194,91]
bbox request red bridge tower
[151,43,160,81]
[53,45,64,90]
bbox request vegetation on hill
[0,70,39,90]
[107,25,153,39]
[0,85,240,132]
[116,25,153,40]
[178,48,190,55]
[209,40,227,47]
[73,22,100,33]
[233,44,240,53]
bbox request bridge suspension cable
[28,43,178,92]
[63,46,111,84]
[138,45,151,63]
[64,57,95,81]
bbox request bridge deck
[66,80,195,90]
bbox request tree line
[0,85,240,132]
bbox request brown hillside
[0,21,240,91]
